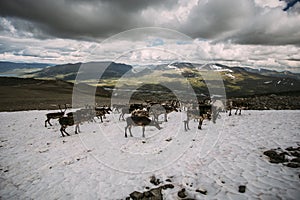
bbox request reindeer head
[59,104,67,114]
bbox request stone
[162,184,174,190]
[130,191,144,200]
[291,158,300,163]
[149,188,163,200]
[264,149,285,163]
[150,175,161,186]
[196,188,207,195]
[178,188,187,198]
[238,185,246,193]
[286,162,300,168]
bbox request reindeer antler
[58,105,62,112]
[64,104,67,112]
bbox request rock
[125,197,130,200]
[162,184,174,190]
[238,185,246,193]
[286,146,300,151]
[264,149,285,163]
[143,191,153,198]
[196,188,207,195]
[149,188,163,200]
[291,158,300,163]
[286,162,300,168]
[165,178,172,182]
[178,188,187,198]
[150,175,161,186]
[130,191,144,200]
[129,187,164,200]
[290,151,300,157]
[263,150,277,157]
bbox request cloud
[0,0,299,72]
[0,0,299,46]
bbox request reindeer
[183,104,212,131]
[124,116,162,138]
[227,98,248,116]
[95,106,112,122]
[112,104,125,113]
[131,109,150,117]
[119,104,147,121]
[58,115,80,137]
[150,104,178,122]
[59,106,95,137]
[45,104,67,127]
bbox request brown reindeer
[45,104,67,127]
[95,106,112,122]
[124,116,162,138]
[184,104,212,131]
[59,107,95,137]
[58,115,80,137]
[227,99,248,116]
[119,104,148,121]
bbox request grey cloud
[0,0,177,39]
[180,0,256,39]
[0,0,299,47]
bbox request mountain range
[1,61,300,98]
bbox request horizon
[0,59,299,74]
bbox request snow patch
[0,110,299,199]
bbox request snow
[210,64,233,72]
[0,110,300,199]
[264,81,272,84]
[225,73,235,79]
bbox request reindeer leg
[45,118,52,127]
[229,109,232,116]
[119,113,125,121]
[198,118,203,129]
[239,109,241,115]
[60,127,65,137]
[125,126,128,138]
[63,127,70,136]
[100,116,103,123]
[75,124,80,134]
[235,108,238,115]
[142,126,145,138]
[164,113,167,122]
[184,120,189,131]
[48,119,53,126]
[129,125,133,137]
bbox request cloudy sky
[0,0,299,72]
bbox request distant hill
[0,77,110,111]
[0,61,52,74]
[28,61,132,80]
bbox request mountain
[242,67,300,80]
[0,61,52,75]
[28,61,132,80]
[153,62,300,97]
[24,61,300,98]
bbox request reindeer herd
[44,98,248,138]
